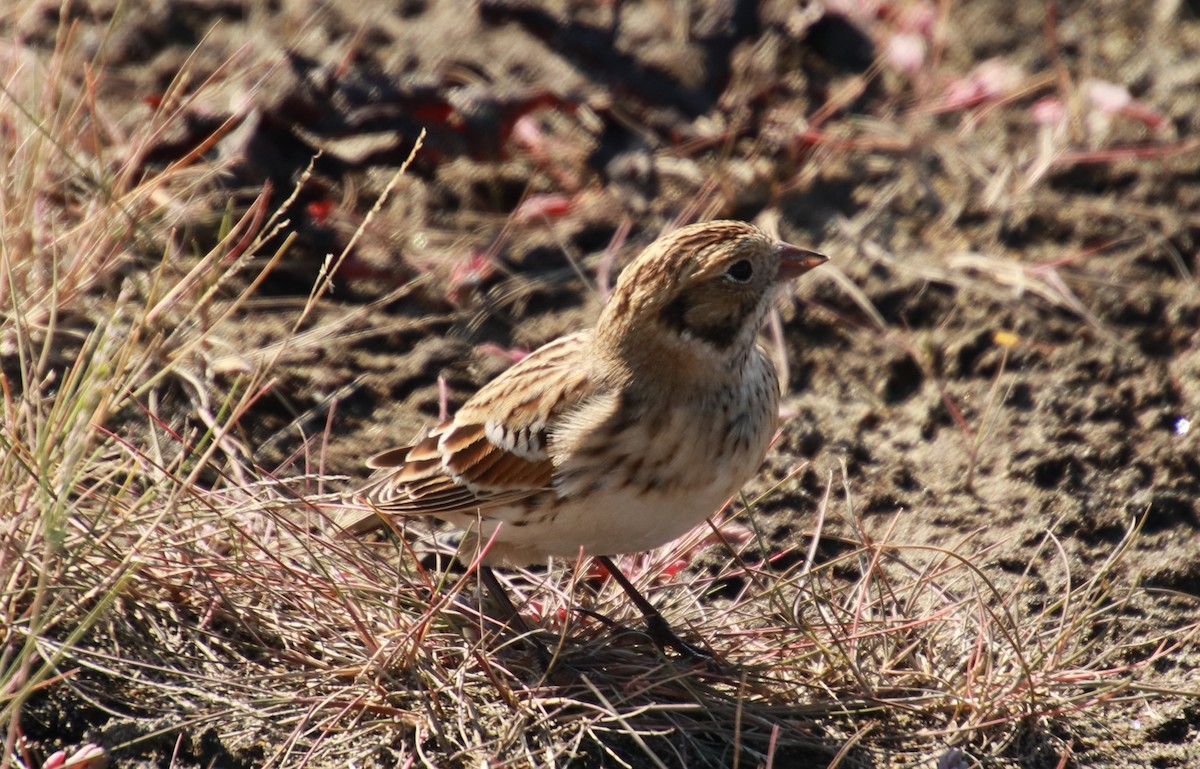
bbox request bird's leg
[596,555,711,659]
[478,565,555,668]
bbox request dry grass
[2,21,1199,769]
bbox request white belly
[477,480,737,565]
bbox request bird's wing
[340,333,599,536]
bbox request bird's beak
[775,242,829,281]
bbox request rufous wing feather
[339,333,600,537]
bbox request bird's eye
[725,259,753,283]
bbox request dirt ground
[9,0,1200,766]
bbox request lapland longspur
[342,220,826,654]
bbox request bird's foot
[644,614,712,661]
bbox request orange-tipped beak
[776,242,829,281]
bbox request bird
[341,219,827,656]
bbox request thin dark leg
[478,565,554,668]
[596,556,711,659]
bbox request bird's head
[596,220,827,376]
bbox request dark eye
[725,259,753,283]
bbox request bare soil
[9,0,1200,766]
